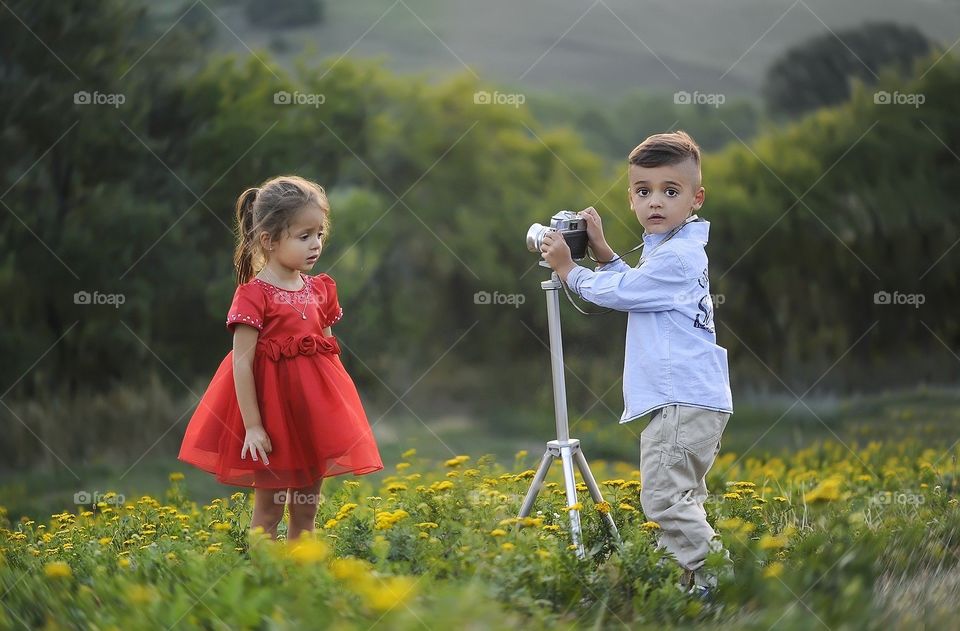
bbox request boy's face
[628,158,705,235]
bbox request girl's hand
[241,425,272,465]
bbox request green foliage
[3,439,960,628]
[763,21,932,119]
[3,0,960,468]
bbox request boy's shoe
[678,565,728,597]
[687,583,715,601]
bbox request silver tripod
[518,264,621,559]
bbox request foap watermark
[74,490,126,507]
[274,90,326,108]
[474,290,525,308]
[874,90,925,109]
[673,293,725,307]
[271,292,322,307]
[473,90,526,108]
[274,490,323,505]
[74,290,126,309]
[874,290,925,309]
[674,90,725,108]
[467,489,524,505]
[74,90,126,108]
[872,490,925,506]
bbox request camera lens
[526,223,548,253]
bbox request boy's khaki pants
[639,404,730,571]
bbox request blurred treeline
[1,1,958,468]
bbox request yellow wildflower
[759,533,790,550]
[763,562,784,578]
[288,537,329,565]
[805,477,842,503]
[444,455,470,468]
[330,557,373,581]
[44,562,72,579]
[365,576,418,612]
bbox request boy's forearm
[232,363,263,430]
[591,241,616,264]
[555,260,578,283]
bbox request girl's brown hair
[232,175,331,285]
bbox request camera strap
[568,213,701,315]
[634,214,701,268]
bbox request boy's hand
[578,207,615,263]
[540,231,577,281]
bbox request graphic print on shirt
[693,267,715,333]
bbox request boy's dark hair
[628,130,701,169]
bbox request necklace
[257,268,309,320]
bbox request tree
[763,22,932,119]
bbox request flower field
[2,440,959,630]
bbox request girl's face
[263,205,326,272]
[628,159,705,235]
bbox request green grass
[4,386,959,522]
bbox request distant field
[160,0,960,99]
[3,387,958,521]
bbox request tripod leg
[574,449,622,545]
[560,445,585,558]
[518,450,555,518]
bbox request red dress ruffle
[177,272,384,488]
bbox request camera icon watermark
[473,90,526,108]
[74,490,126,507]
[874,290,925,309]
[74,90,126,108]
[74,290,126,309]
[273,90,326,108]
[873,90,925,108]
[474,290,526,308]
[674,90,725,108]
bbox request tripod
[518,264,621,558]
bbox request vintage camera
[526,211,589,260]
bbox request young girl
[178,175,384,541]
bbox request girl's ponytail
[233,187,260,285]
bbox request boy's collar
[642,214,708,248]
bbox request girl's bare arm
[232,325,263,430]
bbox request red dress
[177,272,384,488]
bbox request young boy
[539,130,733,594]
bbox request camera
[526,211,589,260]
